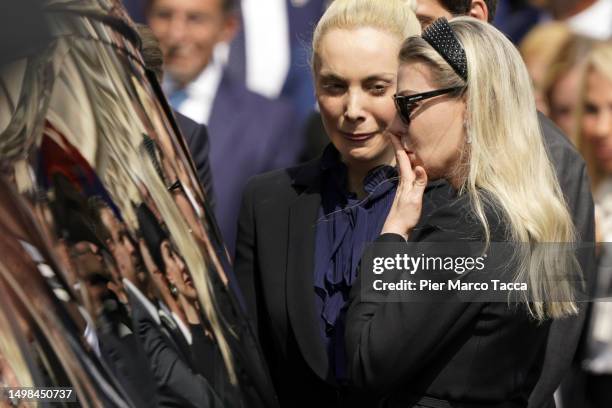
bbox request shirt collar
[122,278,160,325]
[162,47,225,98]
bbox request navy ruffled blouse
[313,145,398,382]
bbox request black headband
[422,18,468,81]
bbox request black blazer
[126,287,224,408]
[235,157,377,407]
[532,113,595,408]
[345,182,551,408]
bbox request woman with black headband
[344,17,583,407]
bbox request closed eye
[320,81,346,95]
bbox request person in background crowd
[492,0,543,43]
[346,16,581,407]
[564,41,612,408]
[530,0,612,40]
[543,34,595,140]
[136,23,216,208]
[145,0,302,256]
[519,22,572,115]
[226,0,328,124]
[235,1,420,406]
[125,0,329,123]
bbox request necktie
[168,88,188,110]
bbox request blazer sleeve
[234,177,260,331]
[345,208,507,393]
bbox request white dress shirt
[163,49,225,125]
[568,0,612,40]
[241,0,290,98]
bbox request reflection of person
[119,204,222,407]
[146,0,302,255]
[125,275,224,408]
[345,17,581,407]
[412,5,596,408]
[137,203,201,327]
[235,1,419,405]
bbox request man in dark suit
[413,3,595,408]
[146,0,302,256]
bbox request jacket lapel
[285,161,333,382]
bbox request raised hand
[381,133,427,240]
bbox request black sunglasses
[393,86,465,124]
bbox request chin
[342,146,384,164]
[336,136,389,162]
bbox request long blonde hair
[400,17,579,320]
[574,42,612,189]
[311,0,420,73]
[137,145,237,384]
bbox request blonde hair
[400,17,579,320]
[58,33,238,384]
[574,42,612,189]
[137,145,238,385]
[311,0,420,73]
[541,34,595,140]
[519,22,571,75]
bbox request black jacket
[345,182,551,407]
[235,157,376,407]
[532,113,595,408]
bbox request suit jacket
[207,71,301,257]
[530,113,596,408]
[345,182,551,407]
[125,284,224,408]
[175,110,215,208]
[235,157,378,407]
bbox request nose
[344,90,366,122]
[166,15,188,45]
[594,109,612,139]
[387,111,408,137]
[124,236,136,256]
